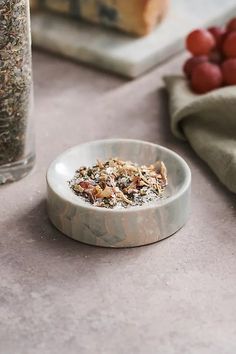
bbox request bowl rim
[46,138,191,214]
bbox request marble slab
[31,0,236,77]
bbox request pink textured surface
[1,51,236,354]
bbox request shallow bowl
[47,139,191,248]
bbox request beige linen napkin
[164,76,236,193]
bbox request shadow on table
[15,198,148,259]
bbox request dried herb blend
[0,0,32,166]
[70,158,168,209]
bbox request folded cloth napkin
[164,76,236,193]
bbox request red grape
[226,17,236,32]
[191,62,223,94]
[208,26,226,49]
[222,59,236,85]
[183,56,208,78]
[186,29,216,55]
[223,31,236,58]
[209,50,224,64]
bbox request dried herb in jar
[0,0,32,166]
[69,158,168,209]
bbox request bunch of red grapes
[183,17,236,94]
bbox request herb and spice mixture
[0,0,31,166]
[69,158,168,209]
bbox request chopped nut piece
[97,159,104,169]
[96,186,113,199]
[73,184,84,193]
[160,161,168,186]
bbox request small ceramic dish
[47,139,191,248]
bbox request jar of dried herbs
[0,0,35,183]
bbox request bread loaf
[31,0,169,36]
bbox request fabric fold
[164,76,236,193]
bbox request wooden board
[31,0,236,78]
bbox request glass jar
[0,0,35,184]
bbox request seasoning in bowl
[69,158,168,209]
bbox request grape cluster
[183,18,236,94]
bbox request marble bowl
[47,139,191,248]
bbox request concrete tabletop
[1,51,236,354]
